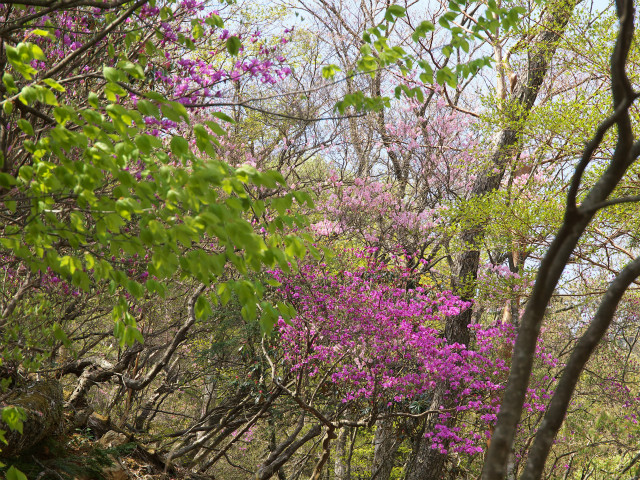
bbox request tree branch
[123,284,205,390]
[521,255,640,480]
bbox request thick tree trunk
[0,378,63,458]
[372,417,399,480]
[334,427,349,480]
[407,2,578,478]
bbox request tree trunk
[372,417,399,480]
[408,2,578,478]
[334,427,349,480]
[0,378,63,458]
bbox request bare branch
[521,255,640,480]
[123,284,205,390]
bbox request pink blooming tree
[309,89,481,282]
[267,250,544,460]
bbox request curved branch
[123,284,205,390]
[521,255,640,480]
[566,91,640,214]
[481,1,637,478]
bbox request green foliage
[0,408,27,477]
[0,435,136,480]
[0,26,312,347]
[335,1,525,113]
[226,36,242,55]
[5,466,26,480]
[1,408,26,436]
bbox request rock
[102,455,129,480]
[99,430,128,448]
[87,412,111,438]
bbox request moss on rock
[0,378,63,458]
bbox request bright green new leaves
[337,1,527,112]
[411,20,435,42]
[5,466,27,480]
[336,91,390,115]
[4,43,43,80]
[113,306,145,348]
[322,64,342,79]
[1,407,26,436]
[0,68,311,346]
[226,36,241,56]
[384,4,406,22]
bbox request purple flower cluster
[273,255,518,455]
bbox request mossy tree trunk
[0,378,63,458]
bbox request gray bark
[408,1,579,478]
[483,0,639,477]
[256,423,323,480]
[372,417,399,480]
[334,427,349,480]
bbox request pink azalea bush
[272,251,521,455]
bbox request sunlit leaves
[226,36,241,55]
[117,60,145,79]
[411,20,435,42]
[436,66,457,88]
[384,4,405,22]
[2,73,17,94]
[1,407,26,435]
[0,3,314,350]
[17,119,34,136]
[338,0,528,112]
[322,64,342,79]
[0,70,310,341]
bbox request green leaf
[436,66,457,88]
[205,14,224,28]
[2,406,26,434]
[170,136,190,157]
[226,36,241,56]
[0,173,16,189]
[137,99,160,118]
[195,295,212,319]
[103,66,124,83]
[205,120,226,136]
[35,85,59,106]
[17,119,34,136]
[135,134,152,154]
[284,236,306,258]
[52,323,71,347]
[259,301,279,335]
[88,91,99,108]
[322,64,342,79]
[385,4,406,21]
[19,86,37,105]
[30,44,45,60]
[6,466,27,480]
[210,111,235,123]
[127,280,145,299]
[2,73,17,93]
[18,165,33,182]
[117,60,145,79]
[160,101,189,123]
[30,28,53,38]
[217,282,231,305]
